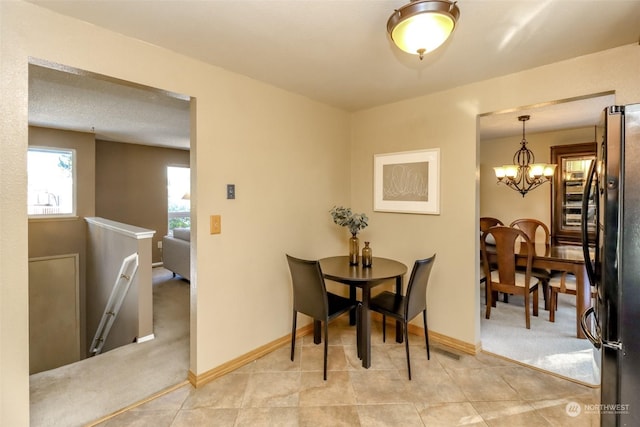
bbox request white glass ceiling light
[387,0,460,60]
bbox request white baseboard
[136,334,155,343]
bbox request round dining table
[319,256,408,368]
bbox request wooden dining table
[319,256,408,368]
[485,242,592,338]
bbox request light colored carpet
[29,268,190,427]
[480,284,600,386]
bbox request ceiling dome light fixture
[387,0,460,60]
[493,115,557,197]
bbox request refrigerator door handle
[580,307,620,350]
[581,159,598,286]
[580,306,602,349]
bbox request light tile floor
[96,316,600,426]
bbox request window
[28,147,76,217]
[167,166,190,233]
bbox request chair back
[481,226,534,286]
[480,217,504,233]
[286,255,328,320]
[404,254,437,320]
[510,218,550,245]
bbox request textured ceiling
[29,62,191,149]
[26,0,640,148]
[479,93,616,141]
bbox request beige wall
[96,140,190,263]
[1,2,350,425]
[2,1,640,425]
[28,126,96,361]
[480,126,596,228]
[350,44,640,349]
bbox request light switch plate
[210,215,221,234]
[227,184,235,199]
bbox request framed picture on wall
[373,148,440,215]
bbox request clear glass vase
[349,234,359,265]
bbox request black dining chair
[286,254,361,380]
[369,254,436,380]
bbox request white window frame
[28,146,77,219]
[167,165,190,234]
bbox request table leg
[361,287,371,368]
[575,264,589,339]
[395,276,403,343]
[349,286,357,326]
[313,320,321,344]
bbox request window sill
[29,215,80,222]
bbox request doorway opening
[477,92,614,387]
[28,59,194,426]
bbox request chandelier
[493,115,556,197]
[387,0,460,60]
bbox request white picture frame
[374,148,440,215]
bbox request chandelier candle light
[387,0,460,60]
[493,115,556,197]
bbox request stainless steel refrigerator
[581,103,640,426]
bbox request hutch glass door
[551,142,597,245]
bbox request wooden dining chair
[481,226,539,329]
[480,217,506,305]
[286,254,361,380]
[509,218,550,244]
[480,217,504,233]
[368,254,436,380]
[509,218,552,308]
[548,271,597,322]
